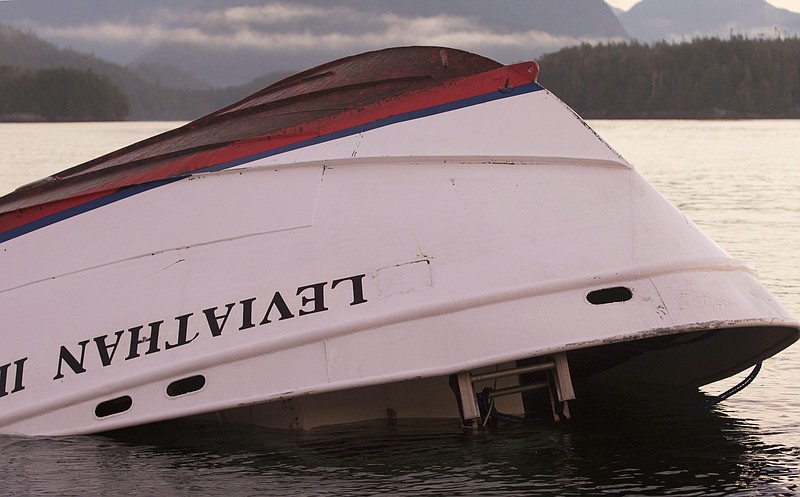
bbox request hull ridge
[0,47,797,436]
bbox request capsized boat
[0,47,797,436]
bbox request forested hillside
[0,24,287,120]
[3,22,799,120]
[0,66,128,121]
[538,37,800,118]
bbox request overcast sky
[4,0,800,80]
[36,10,596,49]
[606,0,800,12]
[2,0,800,12]
[11,2,629,69]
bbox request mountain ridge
[0,24,288,119]
[3,1,799,120]
[1,0,628,87]
[620,0,800,41]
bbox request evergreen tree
[0,66,129,121]
[538,37,800,118]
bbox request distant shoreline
[4,113,800,123]
[538,37,800,121]
[4,37,800,123]
[579,110,800,120]
[4,116,800,124]
[0,113,125,123]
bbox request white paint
[0,81,796,436]
[231,89,629,171]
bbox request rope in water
[476,387,528,424]
[475,362,763,421]
[700,361,762,409]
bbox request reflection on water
[2,392,797,496]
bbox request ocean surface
[0,120,798,496]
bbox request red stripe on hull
[0,48,538,237]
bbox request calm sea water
[0,120,798,496]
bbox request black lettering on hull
[0,357,27,398]
[48,273,371,382]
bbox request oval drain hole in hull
[587,286,633,305]
[95,396,133,418]
[167,375,206,397]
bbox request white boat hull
[0,48,796,435]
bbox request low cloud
[30,2,622,55]
[36,21,168,47]
[204,3,336,26]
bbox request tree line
[0,66,129,121]
[537,37,800,118]
[3,32,799,121]
[0,24,287,121]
